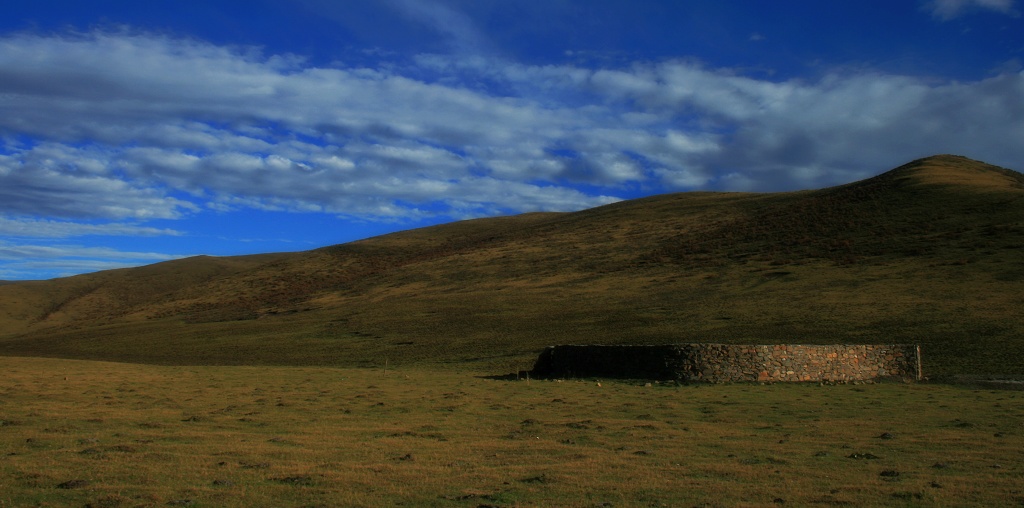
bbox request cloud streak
[927,0,1018,19]
[0,240,182,280]
[0,216,179,238]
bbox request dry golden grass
[0,155,1022,377]
[2,356,1023,507]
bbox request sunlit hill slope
[1,155,1022,377]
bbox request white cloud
[1,29,1022,229]
[0,243,177,261]
[0,241,183,280]
[927,0,1017,19]
[0,143,197,220]
[0,217,180,238]
[0,31,625,221]
[566,60,1024,189]
[385,0,491,55]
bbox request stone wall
[531,344,922,383]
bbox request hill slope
[1,154,1022,377]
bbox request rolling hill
[1,154,1022,378]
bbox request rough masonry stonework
[530,344,922,383]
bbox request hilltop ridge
[879,154,1024,189]
[0,155,1022,376]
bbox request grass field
[2,357,1022,507]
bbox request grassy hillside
[1,154,1022,377]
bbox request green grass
[2,357,1024,507]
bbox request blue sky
[1,0,1022,280]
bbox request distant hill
[1,154,1022,377]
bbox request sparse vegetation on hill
[1,155,1022,377]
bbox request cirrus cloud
[927,0,1018,19]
